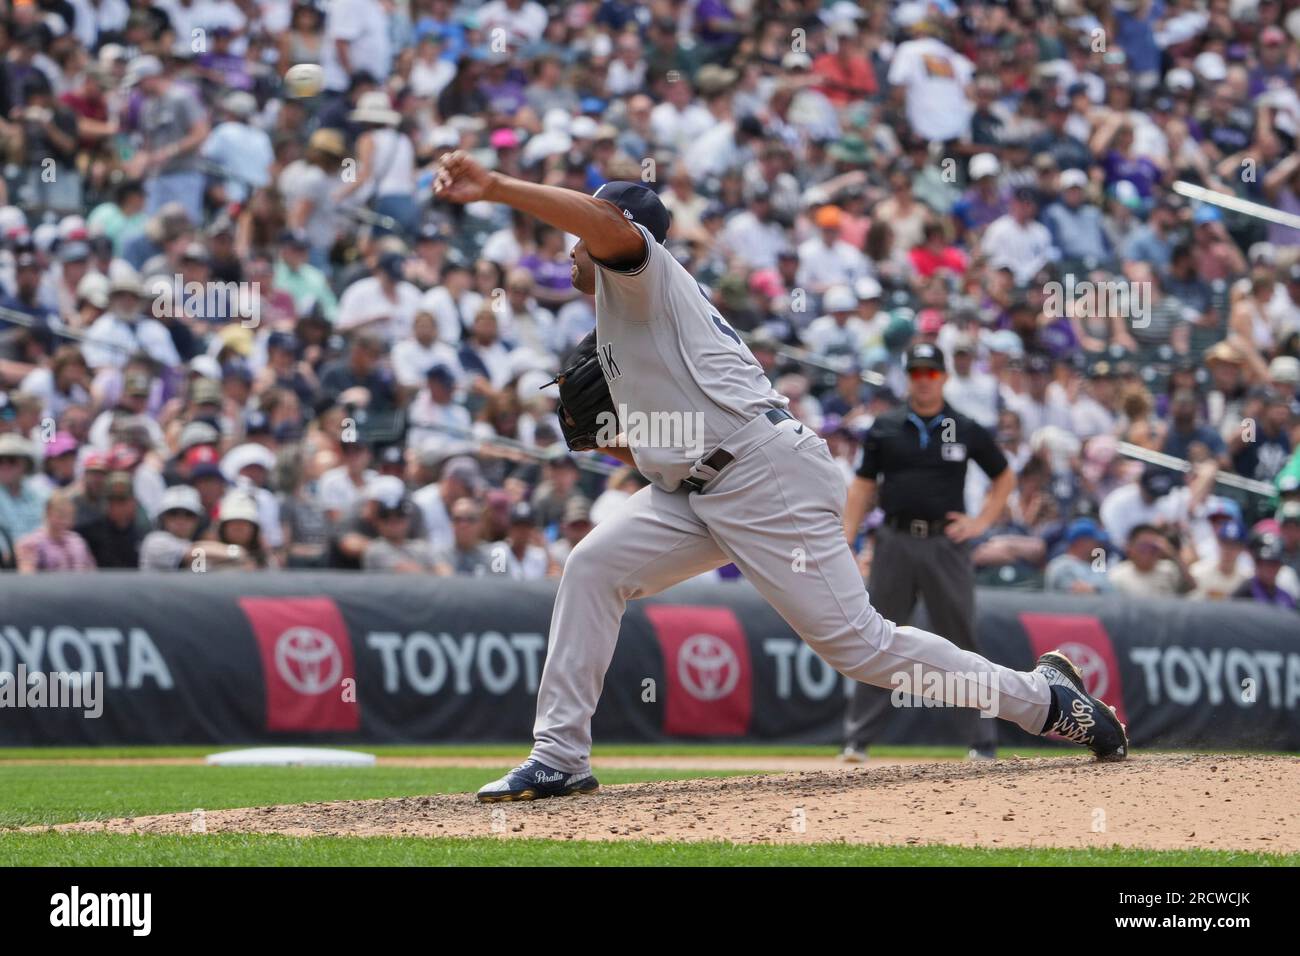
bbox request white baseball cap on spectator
[782,51,813,71]
[824,285,857,313]
[0,205,28,236]
[854,276,883,301]
[986,329,1024,357]
[424,125,460,150]
[221,443,276,482]
[523,129,572,166]
[1164,68,1195,93]
[159,484,203,516]
[218,491,260,527]
[508,346,558,379]
[518,368,559,399]
[569,115,599,140]
[1268,355,1300,385]
[124,55,163,87]
[98,43,126,66]
[1059,168,1088,190]
[33,222,60,252]
[365,474,408,509]
[447,114,486,134]
[1194,51,1227,83]
[188,354,223,381]
[76,272,110,310]
[542,108,571,133]
[58,215,88,241]
[1247,242,1277,266]
[969,153,1000,180]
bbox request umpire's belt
[884,515,951,538]
[681,408,795,493]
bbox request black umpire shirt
[856,403,1008,522]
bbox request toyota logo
[677,634,740,701]
[274,627,343,695]
[1059,641,1108,699]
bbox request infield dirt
[49,753,1297,853]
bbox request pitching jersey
[594,224,786,491]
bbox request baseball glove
[547,331,618,452]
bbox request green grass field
[0,744,1292,866]
[3,832,1290,867]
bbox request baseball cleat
[476,758,600,803]
[837,745,868,764]
[1035,650,1128,762]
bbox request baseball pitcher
[432,153,1127,802]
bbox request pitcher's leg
[531,484,727,773]
[844,526,917,750]
[696,440,1052,735]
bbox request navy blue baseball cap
[592,181,670,244]
[1216,519,1247,544]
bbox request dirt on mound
[49,753,1296,853]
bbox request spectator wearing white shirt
[719,184,789,270]
[477,0,549,46]
[605,32,646,97]
[1071,359,1121,439]
[499,270,559,354]
[408,364,472,455]
[336,253,423,344]
[500,501,554,580]
[803,286,873,359]
[1098,462,1216,547]
[650,75,713,153]
[887,30,975,142]
[980,188,1056,285]
[418,261,473,347]
[797,205,869,294]
[320,0,391,93]
[391,311,462,389]
[1004,353,1073,439]
[458,306,514,392]
[412,454,483,555]
[943,336,999,429]
[316,443,376,523]
[82,275,181,370]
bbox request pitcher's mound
[53,753,1296,854]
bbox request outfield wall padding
[1,573,1297,749]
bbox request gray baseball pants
[531,413,1052,774]
[844,524,999,751]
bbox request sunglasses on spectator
[452,514,479,524]
[908,368,943,381]
[377,507,410,520]
[0,456,23,466]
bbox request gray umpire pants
[844,523,998,751]
[529,412,1051,774]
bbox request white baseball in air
[284,63,325,98]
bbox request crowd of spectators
[0,0,1298,609]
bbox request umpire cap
[592,181,670,244]
[904,342,946,372]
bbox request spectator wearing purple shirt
[1233,533,1298,611]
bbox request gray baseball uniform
[530,226,1053,772]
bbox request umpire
[840,343,1015,761]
